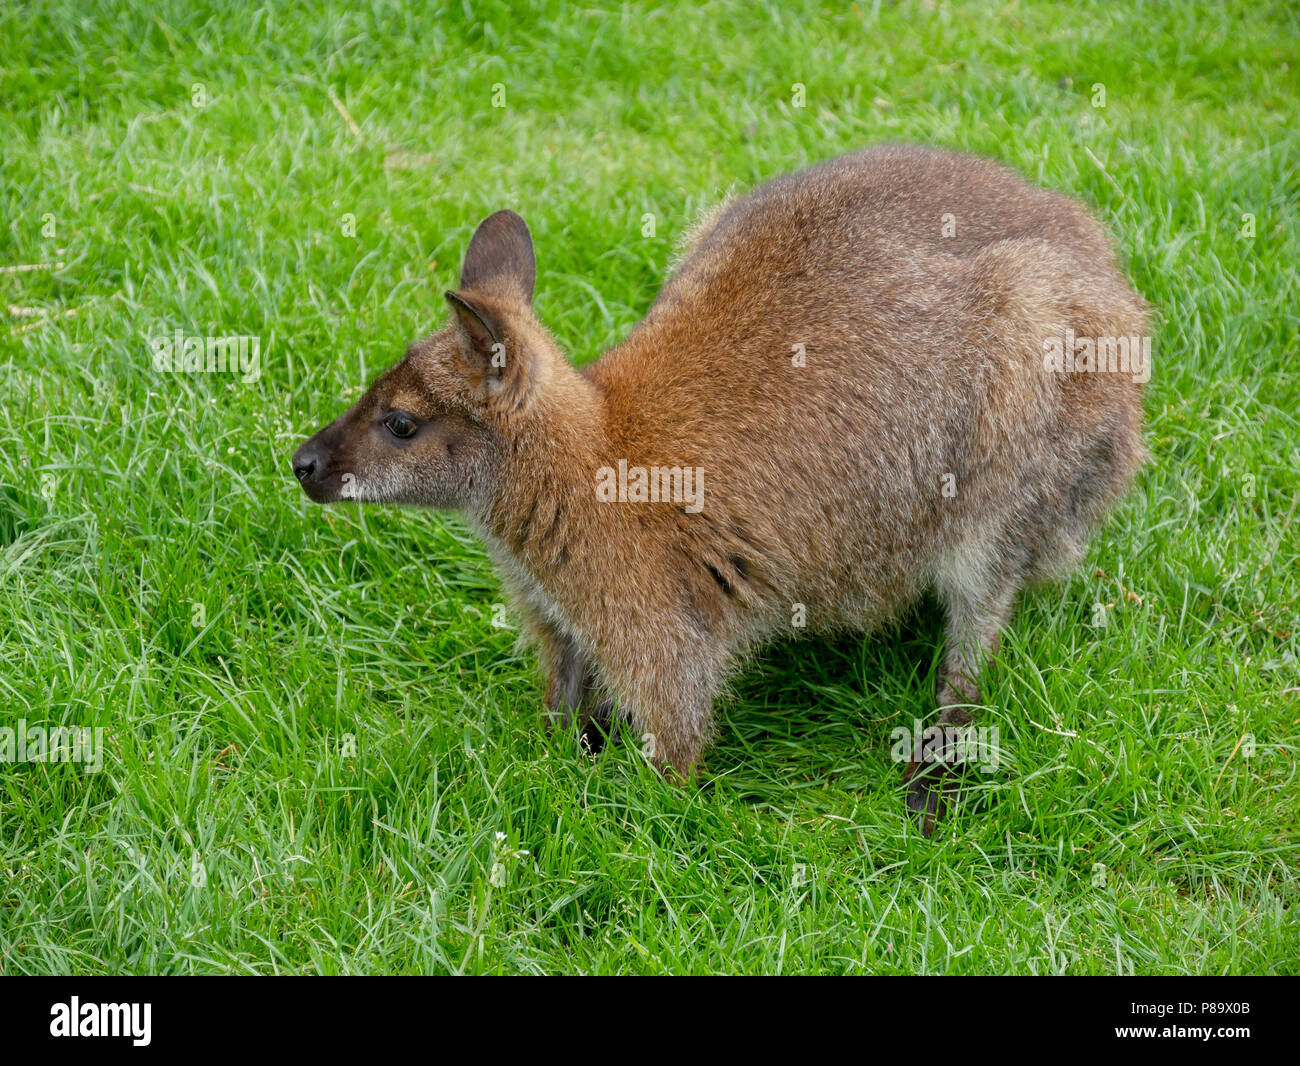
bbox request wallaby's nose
[292,440,322,483]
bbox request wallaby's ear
[445,290,502,365]
[444,211,538,408]
[458,210,535,304]
[445,289,532,407]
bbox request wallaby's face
[292,210,543,512]
[291,338,500,507]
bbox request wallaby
[292,144,1148,833]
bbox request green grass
[1,0,1297,974]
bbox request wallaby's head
[292,210,570,512]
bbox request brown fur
[293,144,1148,831]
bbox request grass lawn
[1,0,1297,974]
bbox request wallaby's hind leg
[934,567,1018,721]
[905,543,1020,834]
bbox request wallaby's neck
[476,360,612,583]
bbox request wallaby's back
[585,144,1147,638]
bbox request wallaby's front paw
[577,698,618,756]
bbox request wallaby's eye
[384,411,418,439]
